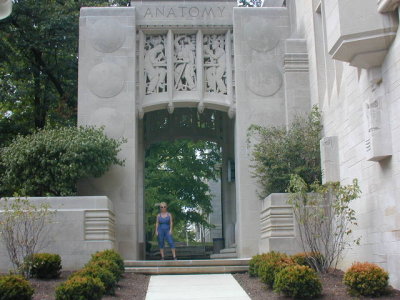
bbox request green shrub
[291,252,324,271]
[55,275,105,300]
[90,249,124,274]
[249,254,266,277]
[343,262,389,297]
[70,266,117,295]
[248,106,322,197]
[0,275,34,300]
[257,251,295,288]
[28,253,62,279]
[86,259,122,281]
[0,126,125,197]
[274,264,322,299]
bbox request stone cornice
[378,0,400,13]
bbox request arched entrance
[139,108,236,259]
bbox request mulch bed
[29,271,150,300]
[233,271,400,300]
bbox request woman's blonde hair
[159,202,167,208]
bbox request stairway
[124,258,249,275]
[210,247,238,259]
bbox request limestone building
[1,0,400,290]
[76,0,400,288]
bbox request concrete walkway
[145,274,251,300]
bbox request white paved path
[145,274,251,300]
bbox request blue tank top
[158,213,171,230]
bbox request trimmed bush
[86,259,122,281]
[257,251,295,288]
[70,265,117,295]
[28,253,62,279]
[274,264,322,299]
[55,275,105,300]
[0,275,34,300]
[343,262,389,297]
[291,252,324,271]
[0,126,125,196]
[90,249,124,274]
[249,254,267,277]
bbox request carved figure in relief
[365,98,381,133]
[174,35,196,91]
[204,35,226,94]
[145,36,167,94]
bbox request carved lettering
[142,6,226,18]
[189,7,199,17]
[156,7,164,17]
[166,7,176,18]
[202,7,215,17]
[144,8,153,18]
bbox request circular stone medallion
[88,62,125,98]
[246,62,282,97]
[89,19,126,53]
[90,107,125,138]
[244,17,280,52]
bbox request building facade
[1,0,400,289]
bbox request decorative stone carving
[84,210,115,241]
[89,19,126,53]
[144,35,167,95]
[320,136,340,183]
[88,62,125,98]
[174,34,197,91]
[203,34,227,94]
[363,90,392,161]
[246,62,282,97]
[244,17,280,52]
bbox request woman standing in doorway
[155,202,177,260]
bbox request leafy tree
[0,126,125,196]
[0,0,129,147]
[145,139,221,242]
[248,106,322,198]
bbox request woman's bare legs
[160,248,165,260]
[172,248,177,259]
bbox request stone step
[210,252,238,259]
[125,265,248,274]
[124,258,249,268]
[220,247,237,254]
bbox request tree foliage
[145,139,221,241]
[0,126,125,196]
[248,106,323,198]
[0,0,129,148]
[288,175,361,273]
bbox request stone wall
[290,0,400,289]
[0,197,115,272]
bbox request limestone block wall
[259,194,302,254]
[233,7,291,257]
[0,197,115,272]
[290,0,400,288]
[77,7,139,260]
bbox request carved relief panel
[144,35,167,95]
[174,34,197,91]
[203,34,227,94]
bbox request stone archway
[77,2,306,260]
[140,107,236,259]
